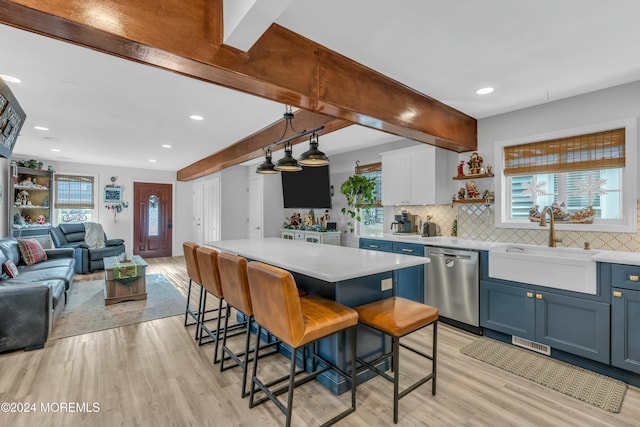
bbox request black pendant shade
[298,133,329,167]
[274,142,302,172]
[255,148,278,174]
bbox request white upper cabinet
[381,145,454,206]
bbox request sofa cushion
[3,260,19,278]
[0,237,20,265]
[17,239,48,266]
[19,258,75,272]
[14,267,75,290]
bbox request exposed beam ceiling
[0,0,476,181]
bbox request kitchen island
[205,237,429,394]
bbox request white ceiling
[2,0,640,173]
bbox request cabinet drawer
[359,238,392,252]
[392,242,425,256]
[294,232,305,240]
[611,264,640,290]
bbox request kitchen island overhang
[204,238,430,394]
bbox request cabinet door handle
[536,294,543,299]
[630,275,639,282]
[369,245,379,248]
[613,291,622,298]
[401,248,414,253]
[526,292,533,298]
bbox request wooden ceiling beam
[177,110,351,181]
[0,0,477,181]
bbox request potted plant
[340,174,377,233]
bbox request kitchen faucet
[539,206,562,247]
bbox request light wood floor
[1,256,639,427]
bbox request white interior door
[192,181,203,245]
[248,177,263,239]
[193,176,221,245]
[202,176,221,243]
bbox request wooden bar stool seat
[218,253,279,398]
[247,261,359,427]
[195,247,245,362]
[355,296,438,424]
[183,242,221,341]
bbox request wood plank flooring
[1,256,639,426]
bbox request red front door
[133,182,172,258]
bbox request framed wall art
[104,186,122,202]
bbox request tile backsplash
[396,201,640,252]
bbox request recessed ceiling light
[0,74,21,83]
[149,159,157,162]
[34,126,49,131]
[161,144,172,148]
[189,115,204,121]
[50,148,61,152]
[476,87,494,95]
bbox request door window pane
[148,195,159,236]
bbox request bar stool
[217,253,279,398]
[246,261,359,427]
[354,296,438,424]
[183,242,219,341]
[195,247,246,362]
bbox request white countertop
[360,234,640,266]
[360,234,502,250]
[205,238,429,282]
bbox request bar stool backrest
[218,253,252,315]
[195,247,223,299]
[246,261,305,348]
[183,242,202,285]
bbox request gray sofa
[0,237,75,353]
[50,223,125,274]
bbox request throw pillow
[17,238,48,266]
[2,260,19,278]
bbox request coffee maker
[391,211,416,234]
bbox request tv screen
[0,77,26,159]
[281,165,332,209]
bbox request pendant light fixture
[255,105,326,174]
[298,133,329,167]
[274,142,302,171]
[255,148,278,174]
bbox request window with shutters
[356,162,383,235]
[54,173,96,224]
[495,119,636,232]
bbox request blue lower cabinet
[481,279,611,364]
[359,238,392,252]
[480,280,535,339]
[534,290,610,364]
[612,287,640,373]
[392,242,425,303]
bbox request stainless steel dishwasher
[424,247,479,327]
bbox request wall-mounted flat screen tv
[281,165,332,209]
[0,77,26,159]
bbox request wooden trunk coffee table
[104,255,148,305]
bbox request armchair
[50,223,125,274]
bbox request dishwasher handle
[427,248,474,260]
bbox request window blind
[54,174,95,209]
[504,128,625,176]
[356,162,382,208]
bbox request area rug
[50,273,185,340]
[460,337,627,413]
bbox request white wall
[477,80,640,183]
[2,157,181,254]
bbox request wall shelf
[453,173,494,180]
[453,199,493,204]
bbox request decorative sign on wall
[104,186,122,202]
[0,78,26,159]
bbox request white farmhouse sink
[488,244,599,294]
